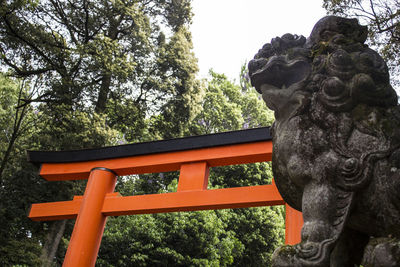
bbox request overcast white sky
[191,0,327,81]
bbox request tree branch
[0,80,29,181]
[2,13,59,70]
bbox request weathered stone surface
[249,16,400,266]
[362,237,400,267]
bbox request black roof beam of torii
[27,127,272,165]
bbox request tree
[0,97,120,266]
[0,0,200,116]
[0,74,29,180]
[96,70,284,266]
[323,0,400,88]
[97,211,244,267]
[0,74,43,266]
[0,1,201,265]
[188,69,274,135]
[191,70,284,266]
[0,1,285,265]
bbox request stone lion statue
[249,16,400,266]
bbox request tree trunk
[40,220,67,267]
[0,104,26,181]
[95,74,112,113]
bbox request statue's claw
[295,242,319,258]
[362,237,400,267]
[271,245,301,267]
[272,240,335,267]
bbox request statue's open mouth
[249,56,311,93]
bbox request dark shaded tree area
[0,1,284,266]
[323,0,400,88]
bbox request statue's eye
[331,34,347,45]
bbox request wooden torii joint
[27,127,303,267]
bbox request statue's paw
[295,242,319,259]
[272,245,301,267]
[362,237,400,267]
[272,242,332,267]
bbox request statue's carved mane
[249,16,400,266]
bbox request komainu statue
[249,16,400,266]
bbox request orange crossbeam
[27,136,304,266]
[39,141,272,181]
[29,184,284,221]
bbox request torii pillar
[27,127,303,266]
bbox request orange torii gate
[27,127,303,267]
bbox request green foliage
[211,162,273,188]
[99,70,284,266]
[0,76,121,266]
[0,75,42,266]
[189,70,274,135]
[0,0,284,265]
[105,98,147,143]
[0,1,200,263]
[148,26,205,139]
[189,71,284,266]
[0,238,42,267]
[216,207,285,266]
[98,211,244,267]
[0,74,19,158]
[0,0,198,113]
[34,105,120,150]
